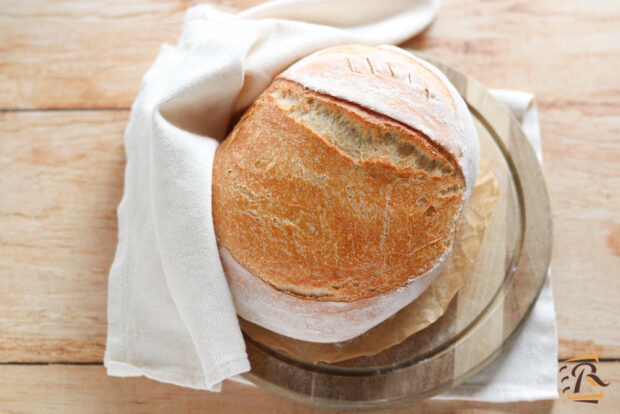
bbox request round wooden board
[240,53,553,409]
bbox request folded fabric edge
[436,388,558,403]
[104,355,250,392]
[203,356,252,391]
[184,4,237,23]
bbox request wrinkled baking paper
[240,159,499,363]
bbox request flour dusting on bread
[212,44,480,342]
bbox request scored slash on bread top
[212,45,479,302]
[279,44,478,196]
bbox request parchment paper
[240,159,499,363]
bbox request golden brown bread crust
[212,79,465,302]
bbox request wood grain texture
[403,0,620,109]
[1,0,617,110]
[541,105,620,358]
[0,111,126,362]
[0,364,618,413]
[0,0,259,109]
[0,0,619,411]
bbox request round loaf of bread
[212,44,479,342]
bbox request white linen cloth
[104,0,558,401]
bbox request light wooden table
[1,0,618,412]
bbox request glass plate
[240,53,552,410]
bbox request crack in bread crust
[212,82,465,302]
[270,79,462,178]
